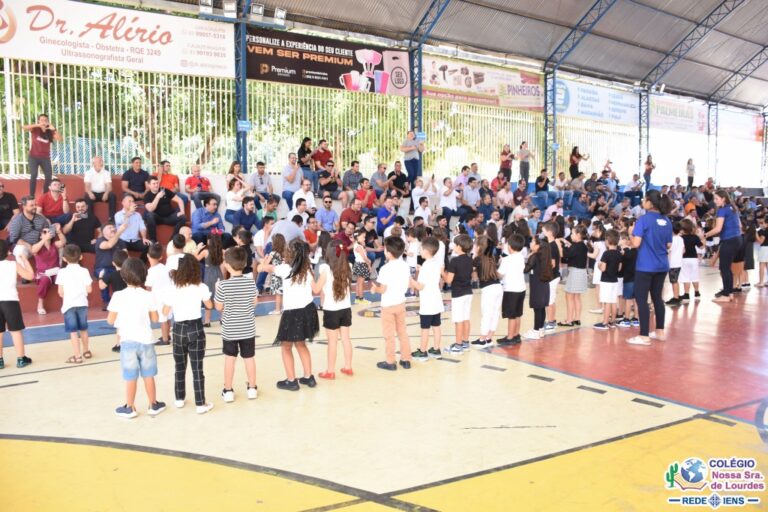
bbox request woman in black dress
[569,146,589,180]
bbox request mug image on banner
[340,70,361,91]
[383,51,410,96]
[374,70,390,94]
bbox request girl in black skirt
[257,239,319,391]
[522,236,553,340]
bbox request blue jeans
[253,193,279,210]
[95,266,114,305]
[282,190,295,210]
[256,242,272,291]
[120,342,158,381]
[176,192,189,206]
[405,158,421,188]
[64,306,88,333]
[190,191,221,209]
[643,174,652,193]
[48,213,72,225]
[224,209,237,224]
[302,167,319,194]
[367,250,385,270]
[442,207,458,220]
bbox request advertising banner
[421,55,543,110]
[555,79,638,125]
[0,0,234,78]
[650,97,707,134]
[246,28,410,96]
[718,110,764,142]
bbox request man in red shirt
[312,139,333,172]
[355,178,378,215]
[333,221,355,252]
[23,114,62,197]
[37,179,71,225]
[184,164,220,209]
[340,198,363,232]
[155,160,189,205]
[303,216,320,252]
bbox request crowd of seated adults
[2,146,767,315]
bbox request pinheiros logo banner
[0,0,234,78]
[665,457,764,509]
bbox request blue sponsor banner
[556,79,638,125]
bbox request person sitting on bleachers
[624,174,643,206]
[0,182,19,230]
[31,226,64,315]
[257,196,279,226]
[94,222,128,310]
[155,160,189,206]
[513,179,528,205]
[114,195,150,259]
[318,160,348,208]
[342,160,364,206]
[37,179,71,226]
[191,196,226,245]
[121,157,149,202]
[62,199,101,254]
[231,196,259,234]
[247,161,279,210]
[288,198,310,228]
[293,179,317,215]
[83,156,116,221]
[185,164,220,209]
[143,176,186,241]
[7,196,51,260]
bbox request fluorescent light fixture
[199,0,213,15]
[223,0,237,18]
[251,3,265,16]
[659,83,666,94]
[274,7,287,25]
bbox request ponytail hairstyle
[286,239,311,284]
[644,189,674,215]
[474,236,500,282]
[326,240,351,302]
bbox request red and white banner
[0,0,234,78]
[650,97,707,134]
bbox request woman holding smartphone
[23,114,62,197]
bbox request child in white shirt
[57,244,93,364]
[497,234,527,345]
[372,236,412,370]
[409,237,443,361]
[146,243,172,345]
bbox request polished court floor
[1,267,767,511]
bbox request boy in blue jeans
[57,244,93,364]
[107,257,166,419]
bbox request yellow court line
[396,418,768,512]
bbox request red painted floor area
[492,271,768,422]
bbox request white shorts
[759,246,768,263]
[679,258,700,284]
[548,277,560,306]
[451,294,473,323]
[12,245,31,258]
[599,282,619,304]
[592,266,602,285]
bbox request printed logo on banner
[0,0,17,43]
[664,457,764,509]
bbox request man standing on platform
[121,157,149,202]
[62,199,101,253]
[185,165,220,209]
[401,130,424,190]
[143,176,186,241]
[83,156,116,221]
[114,195,151,259]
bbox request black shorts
[419,314,442,329]
[0,301,24,332]
[668,267,681,284]
[502,291,525,319]
[222,337,256,358]
[322,308,352,330]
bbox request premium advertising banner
[421,56,543,110]
[650,97,707,134]
[0,0,234,78]
[246,28,410,96]
[555,79,638,125]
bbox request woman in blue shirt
[627,189,673,346]
[705,189,742,303]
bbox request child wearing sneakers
[215,247,258,402]
[57,244,93,364]
[678,218,704,302]
[443,234,474,353]
[470,235,503,347]
[0,240,34,369]
[405,228,420,294]
[351,230,372,305]
[560,225,588,327]
[372,236,413,371]
[409,236,444,361]
[665,223,684,306]
[107,257,166,419]
[618,232,638,327]
[145,243,172,346]
[523,236,552,340]
[542,222,562,330]
[497,234,527,346]
[595,229,622,330]
[163,254,214,414]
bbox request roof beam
[544,0,619,69]
[409,0,452,49]
[642,0,747,88]
[709,44,768,103]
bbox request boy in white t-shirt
[496,234,527,345]
[372,236,412,371]
[107,257,165,419]
[665,223,685,306]
[57,245,94,364]
[409,237,443,361]
[146,243,172,346]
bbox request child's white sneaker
[174,400,185,409]
[221,389,235,403]
[246,385,258,400]
[522,329,541,340]
[196,402,214,414]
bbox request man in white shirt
[411,176,437,210]
[288,198,310,227]
[83,155,116,220]
[413,196,434,225]
[248,161,278,209]
[512,197,531,220]
[542,198,563,222]
[624,174,643,206]
[292,179,317,214]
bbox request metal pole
[4,58,16,175]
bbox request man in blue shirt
[376,196,396,236]
[571,193,590,220]
[231,196,260,234]
[121,157,149,202]
[114,195,150,259]
[316,195,340,232]
[191,196,227,245]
